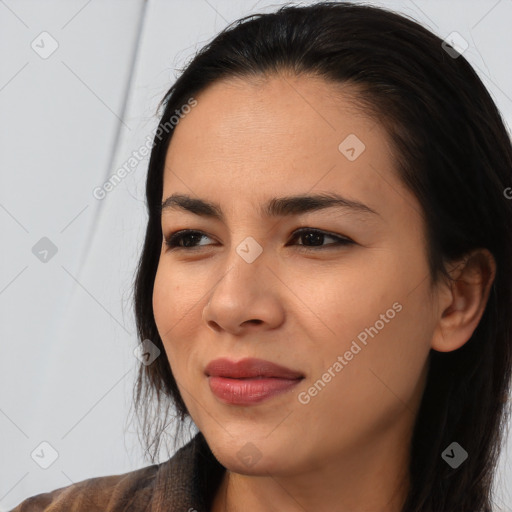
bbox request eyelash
[163,228,354,252]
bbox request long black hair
[131,2,512,510]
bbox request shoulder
[9,463,158,512]
[9,432,224,512]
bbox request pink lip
[205,357,304,379]
[208,376,302,405]
[205,358,304,405]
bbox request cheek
[303,249,433,408]
[300,294,432,455]
[152,267,173,331]
[152,264,194,332]
[152,266,185,358]
[152,264,205,371]
[343,282,433,421]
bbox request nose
[202,252,285,335]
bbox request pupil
[184,233,201,247]
[181,232,326,248]
[304,232,323,246]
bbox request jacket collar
[151,430,226,511]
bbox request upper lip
[205,357,304,379]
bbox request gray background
[1,0,511,509]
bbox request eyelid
[289,227,353,245]
[163,227,354,251]
[164,229,216,251]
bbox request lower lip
[208,376,302,405]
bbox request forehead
[162,74,416,222]
[166,73,375,162]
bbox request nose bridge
[207,233,268,308]
[207,196,276,297]
[225,234,266,287]
[203,233,288,333]
[234,234,265,265]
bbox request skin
[152,73,496,512]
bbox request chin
[206,431,295,476]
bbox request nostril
[246,319,263,325]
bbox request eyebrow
[160,192,380,221]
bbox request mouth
[205,357,304,405]
[207,375,303,405]
[204,357,304,379]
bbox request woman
[11,1,512,511]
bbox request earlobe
[431,248,496,353]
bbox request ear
[431,248,496,353]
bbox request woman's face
[153,73,438,476]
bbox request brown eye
[164,230,213,250]
[288,228,354,250]
[163,228,354,252]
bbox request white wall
[1,0,511,510]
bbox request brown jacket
[9,432,226,511]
